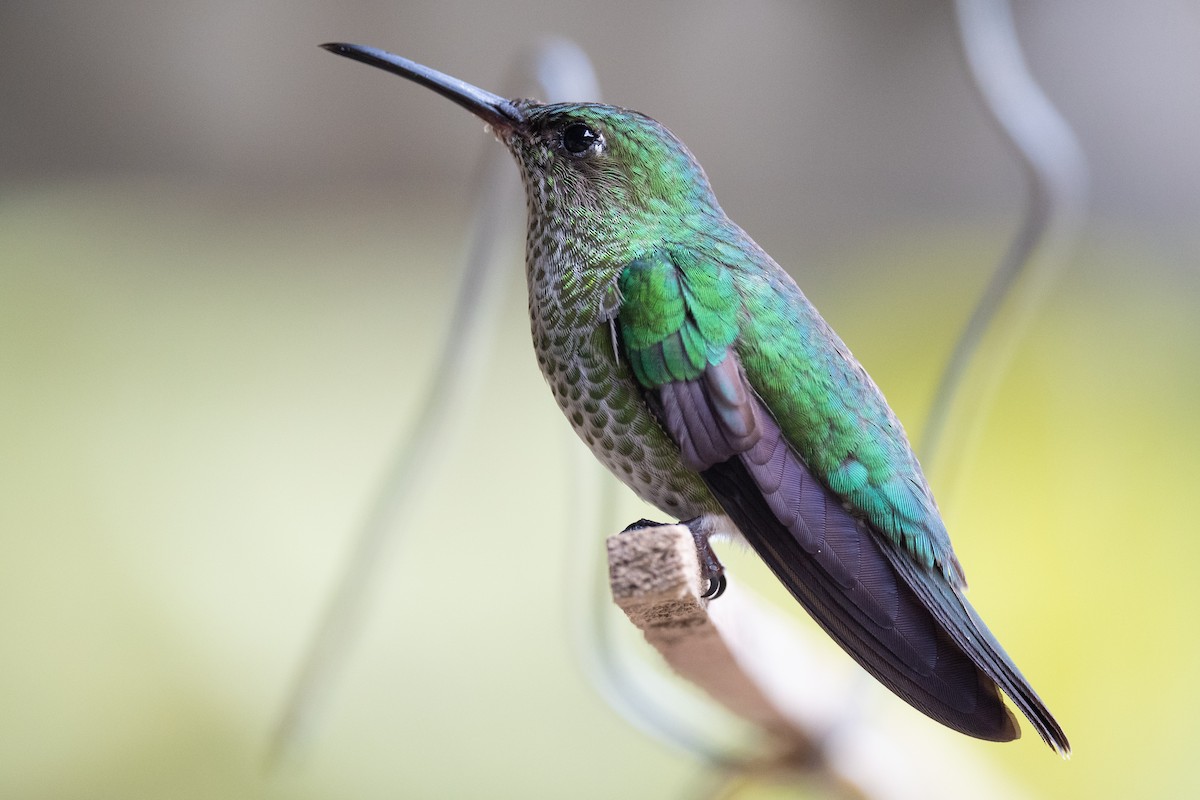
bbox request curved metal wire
[920,0,1088,482]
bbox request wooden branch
[606,524,1025,800]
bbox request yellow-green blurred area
[3,3,1199,799]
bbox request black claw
[703,574,727,599]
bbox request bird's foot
[619,517,726,599]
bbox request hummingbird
[321,42,1069,755]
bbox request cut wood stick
[606,524,1026,800]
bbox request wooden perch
[606,524,1025,800]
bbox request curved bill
[321,43,524,129]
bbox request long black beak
[321,43,525,129]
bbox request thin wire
[268,61,522,766]
[920,0,1088,480]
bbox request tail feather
[703,455,1021,742]
[879,540,1071,755]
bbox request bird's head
[322,44,727,255]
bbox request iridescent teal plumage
[511,102,962,580]
[322,44,1068,755]
[619,250,738,386]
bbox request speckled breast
[523,246,717,520]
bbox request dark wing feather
[654,351,1068,750]
[658,356,761,467]
[877,538,1070,754]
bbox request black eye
[561,122,601,156]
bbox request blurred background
[3,1,1199,798]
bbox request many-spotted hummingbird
[321,42,1068,754]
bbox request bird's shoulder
[617,241,962,582]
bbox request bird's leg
[684,518,727,599]
[621,517,726,599]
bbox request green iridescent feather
[618,239,962,584]
[618,249,738,386]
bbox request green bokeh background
[4,3,1198,798]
